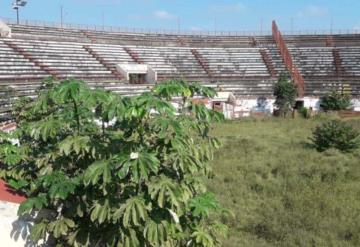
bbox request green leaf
[30,222,47,242]
[58,135,91,156]
[90,199,111,224]
[144,220,168,246]
[114,197,148,227]
[127,151,160,183]
[117,229,140,247]
[48,217,75,238]
[189,193,220,218]
[8,179,29,190]
[39,172,79,200]
[18,194,48,216]
[191,227,216,247]
[29,117,62,141]
[149,176,182,210]
[84,160,112,186]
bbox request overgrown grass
[209,117,360,247]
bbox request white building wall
[302,97,321,111]
[234,98,275,117]
[0,201,27,247]
[0,20,11,37]
[352,99,360,111]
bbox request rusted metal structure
[272,21,305,96]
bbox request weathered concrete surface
[0,200,27,247]
[0,20,11,37]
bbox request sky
[0,0,360,33]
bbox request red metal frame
[272,21,305,97]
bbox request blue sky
[0,0,360,32]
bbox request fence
[2,16,360,37]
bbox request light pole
[12,0,27,24]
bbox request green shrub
[320,90,351,111]
[311,120,360,152]
[298,107,309,118]
[273,73,297,117]
[0,79,228,246]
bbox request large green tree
[273,73,297,117]
[0,79,228,246]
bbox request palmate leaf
[132,151,160,183]
[149,117,183,140]
[135,93,176,116]
[55,79,87,103]
[153,80,189,100]
[144,220,168,246]
[67,228,91,247]
[190,227,216,247]
[37,171,79,200]
[149,176,182,210]
[188,82,217,99]
[29,117,63,141]
[0,143,24,165]
[98,92,126,121]
[117,229,140,247]
[116,151,160,183]
[8,179,29,190]
[18,194,47,216]
[30,222,47,242]
[48,217,75,238]
[90,199,112,224]
[189,193,220,218]
[153,80,217,100]
[58,135,91,156]
[114,197,148,227]
[84,160,112,186]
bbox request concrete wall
[0,20,11,37]
[352,99,360,111]
[0,200,27,247]
[234,97,275,117]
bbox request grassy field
[208,117,360,247]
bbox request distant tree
[273,73,297,117]
[0,79,229,246]
[320,90,351,111]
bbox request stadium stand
[1,19,360,121]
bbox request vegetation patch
[0,79,229,247]
[209,118,360,247]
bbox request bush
[298,107,309,118]
[273,73,297,117]
[0,79,228,246]
[320,90,351,111]
[311,120,360,152]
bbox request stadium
[1,17,360,122]
[2,1,360,246]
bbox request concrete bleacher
[5,39,117,81]
[196,47,270,77]
[0,40,48,80]
[1,21,360,107]
[289,47,335,77]
[338,47,360,76]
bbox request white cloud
[209,2,247,13]
[296,5,328,18]
[153,10,175,19]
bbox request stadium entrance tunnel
[116,64,157,84]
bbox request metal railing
[3,16,360,37]
[272,21,305,97]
